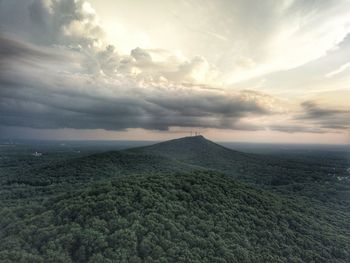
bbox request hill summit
[1,136,350,262]
[130,135,255,176]
[135,135,232,157]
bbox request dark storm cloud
[295,101,350,131]
[0,0,104,46]
[262,101,350,134]
[0,0,278,134]
[2,0,347,138]
[299,101,349,119]
[268,125,327,134]
[147,91,268,118]
[0,36,64,72]
[0,37,50,60]
[0,36,272,132]
[0,74,271,131]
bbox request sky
[0,0,349,144]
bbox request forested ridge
[0,136,349,262]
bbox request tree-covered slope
[2,136,349,204]
[128,136,350,203]
[2,150,202,186]
[1,172,349,263]
[129,135,257,174]
[1,136,349,263]
[3,136,349,204]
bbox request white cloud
[325,62,350,78]
[0,34,280,132]
[0,0,349,138]
[224,0,350,83]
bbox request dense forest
[0,136,349,262]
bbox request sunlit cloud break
[0,0,350,143]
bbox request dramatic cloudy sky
[0,0,349,143]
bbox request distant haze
[0,0,349,144]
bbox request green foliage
[1,172,349,262]
[1,136,349,262]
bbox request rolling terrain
[0,136,349,262]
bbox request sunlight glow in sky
[0,0,349,143]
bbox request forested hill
[129,135,239,159]
[128,136,350,203]
[1,172,350,263]
[128,135,258,175]
[128,135,276,178]
[2,135,254,188]
[0,136,349,262]
[3,136,349,202]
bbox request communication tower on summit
[190,131,201,136]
